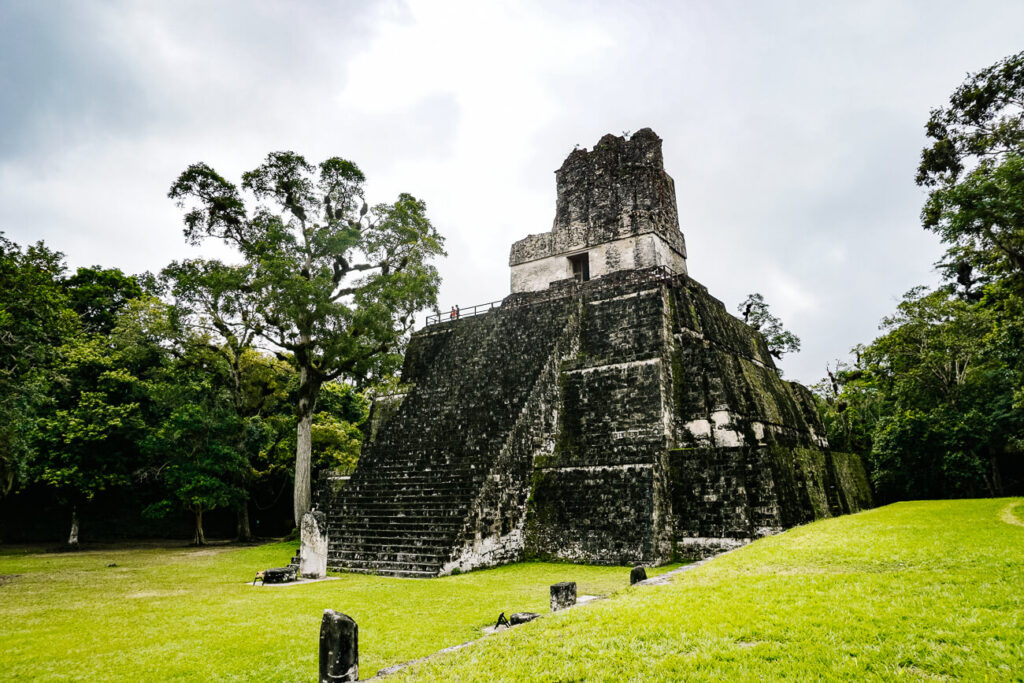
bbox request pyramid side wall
[665,278,873,558]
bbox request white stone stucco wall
[510,233,687,293]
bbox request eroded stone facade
[325,130,871,577]
[510,129,687,293]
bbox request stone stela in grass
[300,510,328,580]
[323,128,874,579]
[550,582,577,612]
[630,566,648,585]
[320,610,358,683]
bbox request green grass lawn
[0,540,677,680]
[391,498,1024,681]
[1,499,1021,681]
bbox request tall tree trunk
[67,504,80,549]
[990,453,1004,496]
[236,500,252,542]
[193,508,206,546]
[294,411,314,527]
[293,365,321,527]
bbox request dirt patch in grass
[998,502,1023,528]
[189,548,237,557]
[127,590,188,599]
[734,641,764,649]
[0,574,19,586]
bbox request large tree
[0,236,77,498]
[917,50,1024,289]
[169,152,444,525]
[737,292,802,360]
[31,297,169,546]
[815,51,1024,501]
[816,287,1018,501]
[143,340,250,546]
[162,259,271,540]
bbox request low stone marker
[320,610,358,682]
[262,565,297,584]
[510,612,541,625]
[300,510,329,579]
[630,565,647,585]
[550,581,576,611]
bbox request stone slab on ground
[510,612,541,625]
[262,566,297,584]
[252,576,339,588]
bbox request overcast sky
[2,1,1022,384]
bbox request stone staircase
[327,464,486,576]
[326,295,576,577]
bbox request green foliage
[139,322,297,543]
[145,388,248,544]
[918,50,1024,290]
[163,259,303,539]
[35,391,139,500]
[311,382,369,474]
[736,292,801,360]
[816,287,1021,501]
[870,286,992,407]
[169,150,445,524]
[167,152,446,387]
[0,235,77,495]
[817,51,1024,502]
[64,266,144,335]
[30,297,170,539]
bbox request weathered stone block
[319,610,358,682]
[630,566,647,585]
[550,581,577,611]
[510,612,541,625]
[300,511,329,579]
[262,566,297,584]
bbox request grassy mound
[392,499,1024,681]
[0,540,676,680]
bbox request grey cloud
[0,2,155,157]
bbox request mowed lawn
[0,540,677,680]
[391,499,1024,681]
[1,500,1022,681]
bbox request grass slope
[392,499,1024,681]
[0,541,676,680]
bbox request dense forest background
[813,51,1024,502]
[0,244,372,544]
[1,51,1022,546]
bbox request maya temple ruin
[323,128,873,578]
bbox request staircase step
[330,541,451,554]
[331,566,439,579]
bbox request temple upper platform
[509,128,688,293]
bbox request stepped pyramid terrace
[323,128,872,578]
